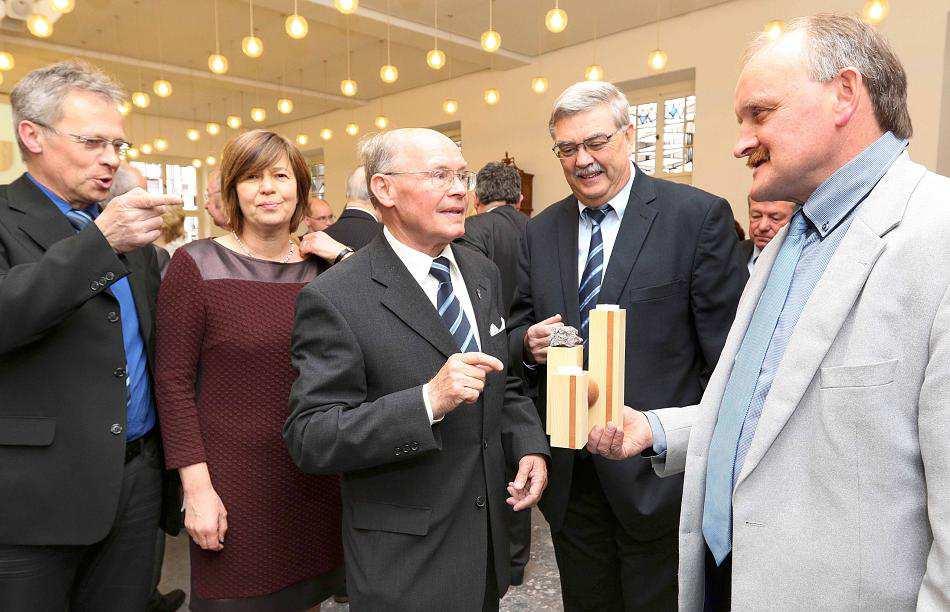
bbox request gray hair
[475,162,521,205]
[358,132,399,206]
[345,165,371,203]
[10,60,126,156]
[102,163,144,206]
[744,13,911,139]
[548,81,631,138]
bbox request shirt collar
[802,131,907,238]
[26,173,101,219]
[383,226,457,286]
[577,161,635,221]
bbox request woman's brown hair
[219,130,312,234]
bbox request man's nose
[733,127,757,159]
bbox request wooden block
[548,366,589,450]
[545,345,584,434]
[588,305,626,429]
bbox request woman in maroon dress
[156,130,350,610]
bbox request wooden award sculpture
[546,306,625,448]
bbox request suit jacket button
[394,448,402,456]
[99,276,108,284]
[107,311,120,323]
[410,442,420,451]
[482,439,488,449]
[475,496,486,508]
[113,367,126,378]
[90,281,100,291]
[105,272,115,281]
[110,423,123,435]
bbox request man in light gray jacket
[588,14,948,610]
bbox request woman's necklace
[231,231,295,264]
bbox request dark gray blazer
[0,174,176,545]
[324,207,381,251]
[285,234,549,611]
[455,204,528,316]
[507,167,748,536]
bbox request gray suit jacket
[284,234,549,611]
[653,154,949,610]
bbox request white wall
[270,0,950,228]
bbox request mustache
[573,162,605,178]
[746,147,770,169]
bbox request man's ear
[832,67,862,129]
[17,121,44,155]
[370,174,396,209]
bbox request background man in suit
[0,60,182,611]
[284,128,549,611]
[740,196,794,272]
[455,160,532,586]
[325,165,381,251]
[507,80,747,610]
[588,14,949,610]
[302,195,334,233]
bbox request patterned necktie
[430,256,480,353]
[65,208,95,232]
[578,204,613,335]
[702,212,810,565]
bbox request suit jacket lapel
[555,200,581,328]
[7,175,74,251]
[735,155,927,486]
[371,237,459,359]
[600,170,658,305]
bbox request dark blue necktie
[65,208,95,232]
[430,256,479,353]
[578,204,612,335]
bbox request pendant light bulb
[131,91,151,108]
[208,53,229,74]
[531,76,549,94]
[242,35,264,58]
[0,51,14,71]
[206,122,221,136]
[140,143,154,155]
[277,98,294,114]
[374,115,389,129]
[345,122,359,136]
[647,49,668,71]
[117,101,132,116]
[320,128,333,141]
[192,158,203,168]
[483,88,500,106]
[334,0,359,14]
[862,0,889,24]
[426,49,446,70]
[763,20,784,40]
[153,137,169,152]
[285,13,309,39]
[442,98,459,115]
[205,155,217,166]
[296,134,309,146]
[480,30,501,52]
[126,147,140,159]
[226,115,242,129]
[51,0,76,12]
[250,107,266,123]
[584,64,604,81]
[545,7,568,33]
[340,79,358,97]
[379,64,399,83]
[153,79,173,98]
[27,14,53,38]
[186,128,201,141]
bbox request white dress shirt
[748,244,762,274]
[384,227,481,424]
[576,162,636,284]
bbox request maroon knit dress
[155,239,343,609]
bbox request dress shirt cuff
[422,383,444,425]
[644,410,668,457]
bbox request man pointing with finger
[0,61,183,610]
[285,128,549,611]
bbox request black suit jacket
[284,235,549,610]
[325,207,381,251]
[508,167,747,535]
[455,205,528,316]
[0,174,176,545]
[739,238,754,266]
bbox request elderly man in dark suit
[507,80,747,610]
[285,127,549,611]
[0,60,182,611]
[741,195,794,273]
[325,165,382,251]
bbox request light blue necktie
[578,204,612,336]
[65,208,95,232]
[702,212,809,565]
[430,256,479,353]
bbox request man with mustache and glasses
[587,14,950,610]
[507,80,747,611]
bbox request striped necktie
[65,208,95,232]
[430,256,479,353]
[702,211,810,565]
[578,204,612,335]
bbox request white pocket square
[489,318,506,337]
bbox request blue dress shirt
[27,174,156,441]
[647,131,908,455]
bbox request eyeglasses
[381,168,477,192]
[34,121,132,158]
[551,126,627,159]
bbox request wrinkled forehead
[735,31,810,104]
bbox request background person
[155,130,345,611]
